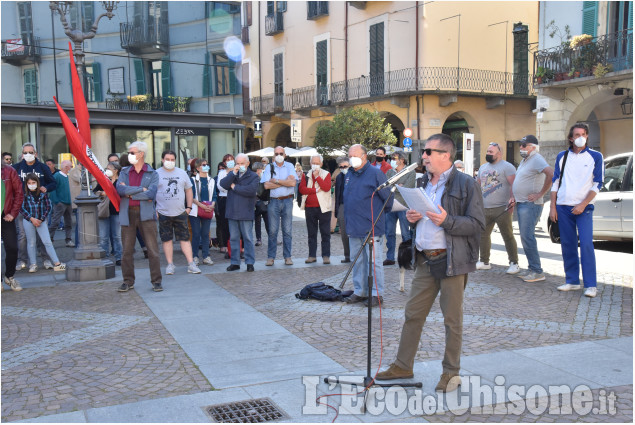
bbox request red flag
[68,43,91,148]
[53,97,120,212]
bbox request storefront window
[154,130,171,167]
[209,129,241,174]
[1,121,33,160]
[40,124,71,166]
[114,128,156,169]
[176,134,208,170]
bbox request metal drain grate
[205,398,288,423]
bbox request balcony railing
[250,93,292,115]
[534,30,633,84]
[307,1,329,20]
[1,36,41,65]
[120,20,169,54]
[105,95,192,112]
[250,66,535,114]
[265,12,284,36]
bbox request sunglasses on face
[127,151,139,155]
[520,143,528,148]
[423,148,447,156]
[22,151,35,155]
[339,166,348,169]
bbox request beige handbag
[97,195,110,219]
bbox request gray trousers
[337,208,350,260]
[49,202,73,242]
[395,253,467,374]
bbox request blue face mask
[239,165,247,173]
[201,165,210,173]
[226,160,235,168]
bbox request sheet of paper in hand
[396,186,441,215]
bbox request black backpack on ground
[295,282,353,301]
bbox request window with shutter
[82,2,94,32]
[316,40,327,104]
[203,52,211,96]
[134,59,146,95]
[369,22,384,96]
[213,53,231,96]
[17,2,33,41]
[274,53,283,108]
[161,57,171,97]
[582,1,598,37]
[24,68,38,104]
[92,63,103,102]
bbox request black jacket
[334,172,346,217]
[219,168,260,221]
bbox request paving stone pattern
[1,284,213,422]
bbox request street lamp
[49,1,119,281]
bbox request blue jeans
[22,219,59,265]
[349,236,385,297]
[385,210,412,261]
[557,204,596,287]
[267,197,293,259]
[516,202,543,274]
[98,215,122,261]
[189,216,211,259]
[228,219,255,265]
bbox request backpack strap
[557,150,569,195]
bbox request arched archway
[265,123,292,147]
[379,111,406,143]
[245,127,260,153]
[442,111,481,166]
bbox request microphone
[375,163,418,191]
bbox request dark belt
[420,249,447,258]
[271,194,294,200]
[129,205,140,210]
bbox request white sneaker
[43,260,54,270]
[28,264,38,273]
[188,262,202,274]
[557,283,582,291]
[584,287,597,298]
[53,263,66,272]
[166,263,175,275]
[65,240,74,247]
[506,262,520,274]
[4,276,22,291]
[476,261,491,270]
[522,271,546,282]
[193,257,200,265]
[16,261,26,271]
[202,256,214,265]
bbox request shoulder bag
[195,178,214,220]
[548,151,569,243]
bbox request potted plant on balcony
[536,66,554,84]
[593,63,613,78]
[568,68,581,79]
[570,34,593,48]
[128,94,150,110]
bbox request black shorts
[158,213,191,242]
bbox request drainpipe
[345,2,348,99]
[258,1,263,148]
[415,1,419,90]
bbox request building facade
[1,1,244,170]
[534,1,633,164]
[241,1,540,168]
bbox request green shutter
[161,56,171,97]
[582,1,598,37]
[134,58,146,94]
[24,68,37,104]
[203,52,211,96]
[229,59,238,94]
[92,62,102,101]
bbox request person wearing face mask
[116,141,163,292]
[215,154,234,256]
[219,153,259,272]
[47,160,74,247]
[334,157,351,263]
[252,162,270,246]
[261,146,300,266]
[189,158,216,266]
[550,123,604,298]
[512,135,554,282]
[343,144,394,307]
[371,146,392,174]
[155,150,201,276]
[12,143,57,271]
[475,142,519,275]
[383,151,415,266]
[299,154,332,264]
[95,162,123,265]
[2,162,24,291]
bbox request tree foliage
[313,107,397,157]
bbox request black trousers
[305,206,331,258]
[254,200,269,240]
[216,197,230,248]
[2,215,18,278]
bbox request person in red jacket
[2,163,24,291]
[371,147,392,174]
[299,154,332,264]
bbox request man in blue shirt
[261,146,299,266]
[343,144,393,307]
[550,123,604,298]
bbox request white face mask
[105,169,114,177]
[27,184,38,191]
[128,153,139,165]
[519,150,529,159]
[341,168,349,175]
[311,164,321,172]
[574,136,587,148]
[275,154,284,164]
[163,160,176,170]
[23,153,35,162]
[390,160,398,169]
[350,156,362,169]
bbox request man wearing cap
[512,135,554,282]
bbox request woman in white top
[214,154,233,254]
[189,158,216,265]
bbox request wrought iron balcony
[251,93,292,115]
[1,36,41,65]
[307,1,329,20]
[120,20,169,55]
[534,30,633,85]
[105,95,192,112]
[241,26,249,44]
[265,12,284,36]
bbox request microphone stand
[326,184,422,413]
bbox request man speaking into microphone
[344,144,394,307]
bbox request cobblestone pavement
[1,283,213,422]
[422,385,633,423]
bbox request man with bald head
[48,159,74,246]
[343,144,393,307]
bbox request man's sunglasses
[22,151,35,155]
[423,148,447,156]
[339,166,348,169]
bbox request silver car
[541,152,633,242]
